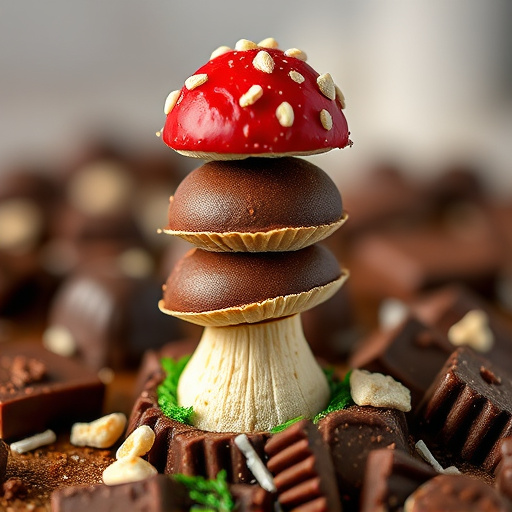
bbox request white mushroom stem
[177,314,330,433]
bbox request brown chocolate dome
[164,157,346,252]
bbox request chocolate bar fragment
[495,438,512,501]
[0,341,105,440]
[404,474,509,512]
[317,406,410,510]
[265,419,341,512]
[51,474,192,512]
[230,484,274,512]
[350,316,453,407]
[0,439,7,484]
[419,347,512,472]
[360,448,436,512]
[127,374,269,483]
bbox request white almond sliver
[116,425,155,460]
[235,39,258,51]
[163,90,181,115]
[253,51,275,74]
[210,45,232,60]
[320,109,333,131]
[284,48,307,61]
[317,73,336,100]
[185,74,208,90]
[239,85,263,107]
[276,102,294,127]
[447,309,494,352]
[102,457,157,486]
[289,70,305,84]
[258,37,279,49]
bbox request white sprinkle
[239,84,263,107]
[11,429,57,454]
[42,325,76,357]
[185,73,208,90]
[415,440,461,475]
[319,109,333,131]
[276,102,294,127]
[252,50,275,73]
[378,298,409,329]
[163,90,181,115]
[234,434,276,493]
[258,37,279,49]
[335,85,346,109]
[210,45,232,60]
[317,73,336,100]
[284,48,307,61]
[289,70,305,84]
[235,39,258,51]
[448,310,494,352]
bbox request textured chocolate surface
[420,347,512,472]
[265,419,341,512]
[51,474,192,512]
[318,406,410,510]
[404,474,509,512]
[360,448,436,512]
[350,316,453,407]
[230,484,274,512]
[167,157,343,233]
[162,244,342,313]
[0,439,7,484]
[0,341,105,440]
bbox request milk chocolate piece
[495,438,512,500]
[0,341,105,440]
[230,484,274,512]
[404,474,509,512]
[51,474,192,512]
[0,439,7,484]
[420,347,512,472]
[360,448,436,512]
[350,316,453,406]
[318,406,410,509]
[265,419,341,512]
[127,375,269,482]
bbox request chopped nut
[43,325,76,357]
[184,73,208,90]
[235,39,258,51]
[284,48,307,61]
[116,425,155,460]
[70,412,127,448]
[210,45,232,60]
[350,369,411,412]
[102,457,157,486]
[319,109,333,130]
[448,310,494,352]
[335,84,346,109]
[239,85,264,107]
[10,429,56,454]
[163,90,181,115]
[275,102,294,127]
[252,50,275,74]
[258,37,279,49]
[317,73,336,100]
[289,70,305,84]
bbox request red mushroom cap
[162,42,350,160]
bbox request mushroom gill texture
[177,314,330,432]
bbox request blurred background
[1,0,511,187]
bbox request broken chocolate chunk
[230,484,274,512]
[0,439,7,484]
[495,438,512,501]
[265,418,341,512]
[419,347,512,472]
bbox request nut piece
[258,37,279,49]
[102,457,157,486]
[164,90,181,115]
[335,85,346,109]
[448,309,494,353]
[320,109,333,131]
[284,48,307,61]
[235,39,258,51]
[350,369,411,412]
[185,73,208,90]
[10,429,57,454]
[70,412,127,448]
[239,85,264,107]
[317,73,336,100]
[289,70,305,84]
[276,102,294,127]
[210,45,232,60]
[116,425,155,460]
[252,50,275,74]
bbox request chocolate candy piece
[0,439,7,484]
[0,341,105,440]
[127,375,269,482]
[317,406,410,509]
[51,474,192,512]
[230,484,274,512]
[350,316,453,407]
[265,419,341,512]
[420,347,512,472]
[360,448,436,512]
[404,474,509,512]
[495,438,512,500]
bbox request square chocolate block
[0,341,105,440]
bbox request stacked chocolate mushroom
[158,38,351,433]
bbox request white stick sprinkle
[415,440,460,475]
[11,429,57,454]
[234,434,276,493]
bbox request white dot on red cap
[253,51,275,73]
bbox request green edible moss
[157,355,194,425]
[173,470,235,512]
